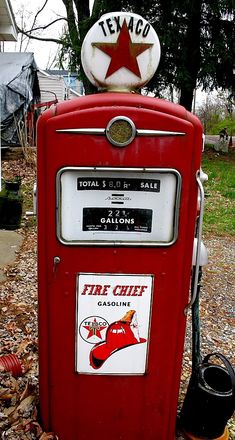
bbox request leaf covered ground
[0,158,234,439]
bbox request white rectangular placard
[57,167,181,246]
[76,273,153,375]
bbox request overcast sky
[5,0,67,69]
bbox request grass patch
[202,148,235,236]
[22,183,34,213]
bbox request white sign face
[57,167,181,246]
[81,12,161,91]
[76,273,153,375]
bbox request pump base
[182,426,229,440]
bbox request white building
[38,70,82,104]
[0,0,17,42]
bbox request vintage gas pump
[37,12,204,440]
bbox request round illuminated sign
[81,12,161,92]
[106,117,136,147]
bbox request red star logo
[83,318,107,340]
[92,20,153,79]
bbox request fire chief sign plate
[76,273,153,375]
[81,11,161,91]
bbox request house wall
[38,72,66,103]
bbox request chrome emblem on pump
[106,116,136,147]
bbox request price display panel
[56,167,181,246]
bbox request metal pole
[191,266,202,369]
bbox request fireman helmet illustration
[90,310,146,369]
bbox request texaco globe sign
[81,12,161,91]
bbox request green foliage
[196,91,234,134]
[210,117,235,135]
[202,148,235,235]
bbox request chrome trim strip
[56,128,105,134]
[56,128,186,137]
[137,129,186,136]
[56,166,181,248]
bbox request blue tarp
[0,52,40,145]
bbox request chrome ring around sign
[106,116,136,147]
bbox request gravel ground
[0,159,234,439]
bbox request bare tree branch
[25,17,67,33]
[17,27,64,45]
[24,0,49,50]
[34,0,49,22]
[21,0,66,51]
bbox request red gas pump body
[37,92,202,440]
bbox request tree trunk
[179,0,202,111]
[180,87,195,112]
